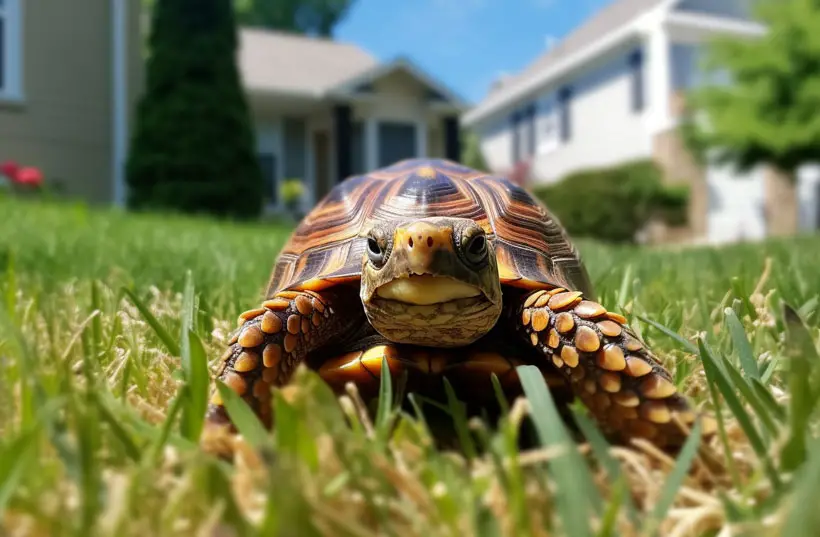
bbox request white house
[462,0,820,244]
[239,29,467,214]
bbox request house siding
[475,43,653,184]
[0,0,143,203]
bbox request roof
[237,28,466,110]
[237,28,379,97]
[463,0,665,125]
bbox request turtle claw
[513,288,715,450]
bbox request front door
[378,122,417,167]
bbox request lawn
[1,195,819,536]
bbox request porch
[248,65,463,214]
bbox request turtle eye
[367,237,386,267]
[463,233,488,265]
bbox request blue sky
[334,0,612,105]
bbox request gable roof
[327,56,468,110]
[238,28,379,97]
[237,28,466,110]
[462,0,665,126]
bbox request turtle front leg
[510,287,712,449]
[205,287,364,430]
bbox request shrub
[126,0,264,219]
[531,159,690,243]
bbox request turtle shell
[265,158,593,298]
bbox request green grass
[1,195,819,536]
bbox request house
[238,29,466,213]
[0,0,143,205]
[461,0,820,245]
[0,3,465,212]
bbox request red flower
[0,160,20,181]
[15,167,44,187]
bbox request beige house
[238,29,466,212]
[0,0,144,204]
[0,4,465,210]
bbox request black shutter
[629,49,644,112]
[558,87,572,142]
[333,104,352,181]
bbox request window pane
[0,18,5,91]
[378,122,417,167]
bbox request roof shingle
[237,28,379,96]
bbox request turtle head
[359,217,503,347]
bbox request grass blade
[216,381,268,450]
[571,407,639,529]
[781,304,819,472]
[782,437,820,535]
[518,365,599,537]
[638,316,698,354]
[180,330,209,442]
[0,426,41,512]
[442,377,477,460]
[724,308,759,379]
[122,287,180,356]
[374,356,395,447]
[645,420,703,536]
[697,338,781,489]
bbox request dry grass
[0,196,819,536]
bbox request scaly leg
[205,286,364,429]
[510,287,714,449]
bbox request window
[0,0,7,92]
[525,103,537,156]
[558,86,573,142]
[0,0,20,98]
[510,110,521,163]
[536,96,559,154]
[378,122,417,168]
[629,48,644,112]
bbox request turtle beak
[393,221,454,277]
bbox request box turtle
[206,158,712,449]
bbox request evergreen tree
[127,0,264,218]
[682,0,820,183]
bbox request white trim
[646,20,672,135]
[111,0,128,206]
[0,0,23,102]
[664,11,766,39]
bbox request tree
[682,0,820,181]
[234,0,356,36]
[127,0,264,219]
